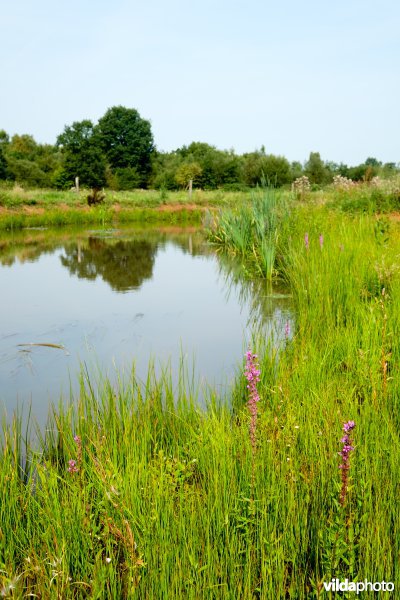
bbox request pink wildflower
[67,459,79,474]
[67,433,82,474]
[74,434,82,463]
[244,350,261,452]
[339,420,355,506]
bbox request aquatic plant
[206,187,284,279]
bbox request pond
[0,225,292,427]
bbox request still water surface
[0,226,292,425]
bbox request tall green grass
[0,207,114,230]
[272,209,400,595]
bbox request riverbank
[0,204,207,230]
[1,177,399,230]
[0,187,251,230]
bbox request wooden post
[75,177,79,193]
[188,179,193,200]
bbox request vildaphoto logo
[323,579,394,594]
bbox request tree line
[0,105,398,191]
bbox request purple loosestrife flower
[284,321,290,340]
[339,420,355,506]
[67,459,79,474]
[244,350,261,452]
[67,433,82,474]
[343,420,355,433]
[319,233,324,249]
[304,233,309,251]
[74,433,82,463]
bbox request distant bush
[52,167,72,190]
[7,158,50,187]
[221,182,249,192]
[114,167,142,190]
[329,178,400,214]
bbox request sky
[1,0,399,165]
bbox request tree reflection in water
[60,237,158,292]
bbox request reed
[206,187,285,279]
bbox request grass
[0,184,259,209]
[1,198,400,597]
[0,205,205,231]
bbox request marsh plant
[339,420,355,507]
[318,420,358,591]
[206,186,284,279]
[244,350,261,494]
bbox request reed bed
[206,187,285,280]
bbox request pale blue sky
[1,0,399,165]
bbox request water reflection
[217,253,292,329]
[60,237,157,292]
[57,230,212,292]
[0,227,209,286]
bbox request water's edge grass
[0,206,206,230]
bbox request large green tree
[304,152,330,185]
[175,142,242,189]
[57,120,106,189]
[96,106,154,188]
[242,150,290,187]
